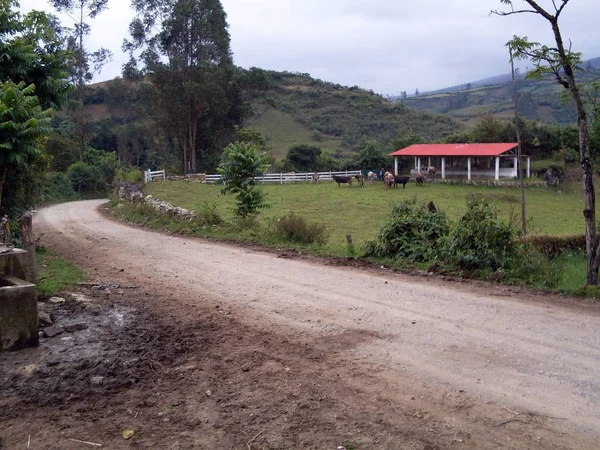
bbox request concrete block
[0,276,38,351]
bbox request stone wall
[116,182,197,221]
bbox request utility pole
[509,45,527,237]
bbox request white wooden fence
[204,170,362,185]
[144,169,166,183]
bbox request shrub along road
[20,199,600,448]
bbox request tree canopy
[124,0,245,174]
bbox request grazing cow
[355,173,365,188]
[427,166,437,180]
[384,171,395,190]
[312,172,320,183]
[368,171,376,184]
[414,173,424,186]
[394,175,410,188]
[333,175,353,187]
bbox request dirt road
[4,199,600,449]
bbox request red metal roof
[389,143,518,157]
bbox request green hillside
[248,71,461,155]
[402,66,600,126]
[247,104,349,161]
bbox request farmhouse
[389,143,531,181]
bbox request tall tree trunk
[549,20,598,284]
[510,47,527,237]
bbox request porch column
[414,157,417,170]
[495,157,500,181]
[394,157,398,176]
[467,157,471,181]
[428,157,431,168]
[527,157,531,178]
[417,157,421,173]
[441,157,446,179]
[514,157,518,178]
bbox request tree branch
[555,0,571,19]
[490,9,538,16]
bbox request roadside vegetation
[110,175,596,297]
[36,247,86,296]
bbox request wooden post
[18,213,38,284]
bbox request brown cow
[414,173,424,186]
[333,175,353,187]
[355,173,365,188]
[427,166,437,180]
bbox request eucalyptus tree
[124,0,244,174]
[48,0,112,161]
[493,0,598,284]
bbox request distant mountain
[395,57,600,126]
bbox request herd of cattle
[331,166,437,189]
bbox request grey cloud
[18,0,600,94]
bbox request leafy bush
[43,172,76,203]
[217,141,270,219]
[67,162,101,192]
[271,211,329,245]
[194,201,224,226]
[84,147,118,187]
[365,198,449,262]
[115,167,144,183]
[440,195,518,271]
[523,234,586,258]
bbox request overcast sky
[18,0,600,95]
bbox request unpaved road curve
[38,200,600,444]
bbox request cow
[312,172,320,183]
[367,171,376,184]
[394,175,410,188]
[355,173,365,188]
[333,175,353,187]
[414,173,425,186]
[384,171,395,190]
[427,166,437,180]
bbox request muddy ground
[1,200,599,449]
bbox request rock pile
[117,182,145,204]
[144,195,197,220]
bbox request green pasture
[145,180,588,250]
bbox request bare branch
[555,0,571,18]
[490,9,538,16]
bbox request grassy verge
[116,179,600,298]
[36,247,86,296]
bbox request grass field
[145,180,589,251]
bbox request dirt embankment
[2,199,600,449]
